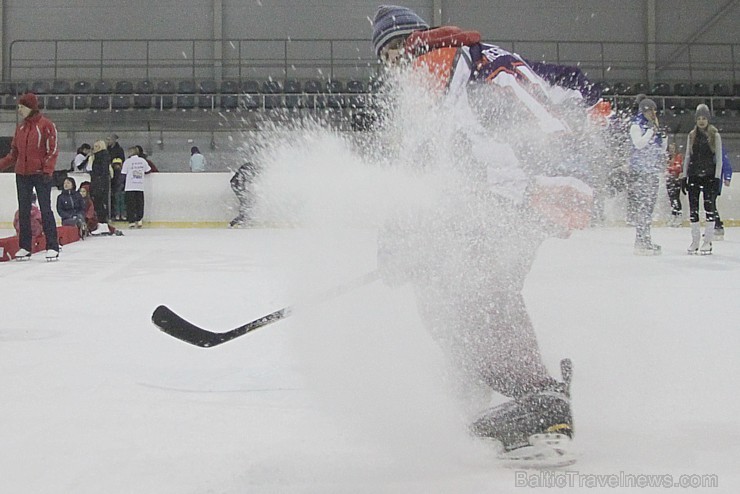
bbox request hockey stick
[152,270,380,348]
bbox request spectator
[56,176,86,233]
[713,150,732,240]
[13,192,43,239]
[190,146,206,172]
[121,146,151,228]
[683,104,723,255]
[229,162,258,228]
[135,145,159,172]
[72,143,92,172]
[628,98,667,255]
[0,92,60,261]
[107,134,126,221]
[665,141,684,227]
[78,182,98,235]
[89,140,112,235]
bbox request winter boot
[700,221,714,255]
[470,359,574,467]
[14,248,31,261]
[688,223,701,254]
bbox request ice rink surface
[1,226,738,493]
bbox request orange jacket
[666,153,683,178]
[0,112,58,175]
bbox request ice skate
[471,359,575,468]
[687,223,700,254]
[700,222,715,255]
[129,222,137,228]
[14,248,31,261]
[136,221,143,229]
[634,242,661,256]
[45,249,59,262]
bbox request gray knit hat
[372,5,429,57]
[638,98,657,114]
[695,103,711,120]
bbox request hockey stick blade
[152,305,289,348]
[153,270,379,348]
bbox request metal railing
[7,38,740,85]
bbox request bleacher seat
[693,83,711,96]
[650,82,671,96]
[73,80,92,94]
[90,95,109,110]
[301,78,324,109]
[115,80,134,94]
[112,95,131,110]
[198,79,217,109]
[46,95,68,110]
[133,80,153,109]
[220,80,239,109]
[326,80,344,109]
[176,80,196,109]
[240,80,260,94]
[154,80,174,109]
[630,82,648,95]
[73,94,89,110]
[93,80,112,94]
[52,80,71,94]
[261,80,283,109]
[31,80,51,94]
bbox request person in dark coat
[89,140,112,234]
[56,176,86,230]
[107,133,126,220]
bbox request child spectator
[665,142,684,227]
[79,182,123,237]
[135,145,159,172]
[121,146,151,228]
[14,193,43,238]
[56,176,86,234]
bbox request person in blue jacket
[714,150,733,239]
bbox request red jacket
[0,112,58,175]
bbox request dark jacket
[108,142,126,191]
[56,189,85,222]
[90,149,111,194]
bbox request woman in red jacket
[0,92,60,261]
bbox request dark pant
[91,183,109,223]
[687,176,717,223]
[125,191,145,222]
[666,176,682,215]
[15,174,59,251]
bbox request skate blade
[497,433,576,469]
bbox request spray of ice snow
[239,65,617,477]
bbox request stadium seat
[46,95,68,110]
[115,80,134,94]
[136,80,154,94]
[650,82,671,96]
[89,95,109,110]
[611,82,629,95]
[345,79,366,109]
[31,80,51,94]
[93,80,112,94]
[220,80,239,109]
[198,79,218,109]
[52,80,71,94]
[73,95,89,110]
[261,80,283,109]
[154,80,175,109]
[112,95,131,110]
[630,82,648,95]
[73,80,92,94]
[176,80,196,109]
[326,80,345,109]
[3,94,18,110]
[240,80,260,94]
[302,79,323,109]
[693,83,711,96]
[0,82,17,95]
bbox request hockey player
[371,5,598,465]
[682,104,723,255]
